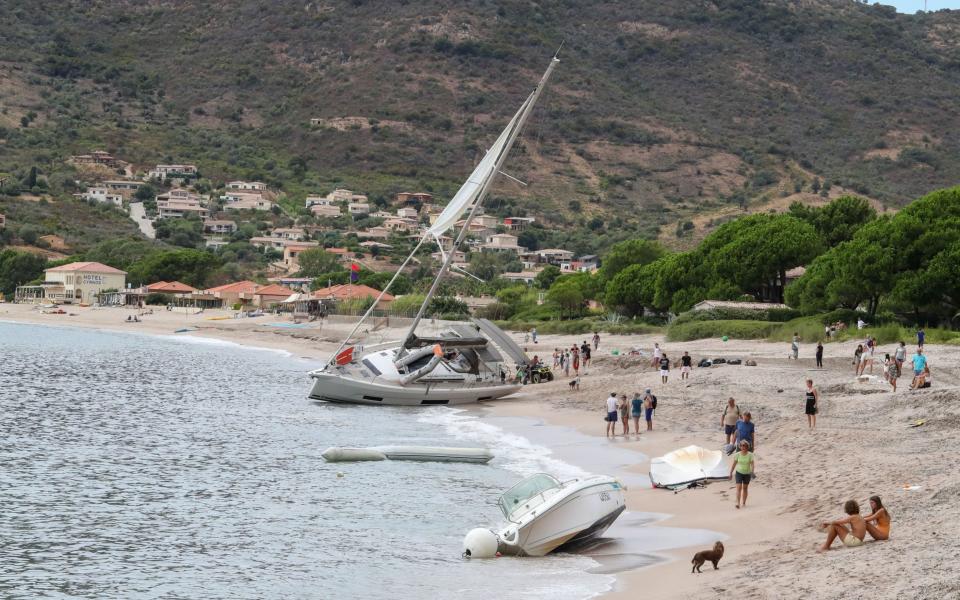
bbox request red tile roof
[147,281,198,294]
[205,280,259,294]
[312,284,394,302]
[253,284,294,297]
[45,261,126,274]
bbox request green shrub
[673,306,801,325]
[667,320,777,341]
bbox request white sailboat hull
[498,476,626,557]
[308,370,521,406]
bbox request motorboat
[309,55,560,406]
[463,473,626,558]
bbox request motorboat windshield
[497,473,561,520]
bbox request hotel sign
[81,274,105,285]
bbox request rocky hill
[1,0,959,252]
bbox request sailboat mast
[398,56,559,353]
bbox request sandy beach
[4,303,958,599]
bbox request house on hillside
[394,192,432,206]
[397,207,419,219]
[310,203,342,218]
[384,217,418,233]
[502,272,538,284]
[203,219,237,235]
[360,226,392,240]
[283,244,318,271]
[504,216,535,231]
[20,261,127,304]
[78,187,123,207]
[156,189,208,219]
[103,180,143,198]
[253,283,295,308]
[148,164,198,181]
[70,150,121,168]
[482,233,523,253]
[226,181,267,191]
[347,202,370,216]
[271,227,307,241]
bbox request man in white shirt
[605,392,618,437]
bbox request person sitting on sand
[818,500,866,552]
[863,495,891,541]
[913,365,932,389]
[728,440,754,509]
[909,349,928,388]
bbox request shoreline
[4,304,959,598]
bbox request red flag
[350,263,360,271]
[335,346,354,365]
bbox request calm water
[0,323,612,599]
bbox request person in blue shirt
[917,328,925,348]
[735,411,755,450]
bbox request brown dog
[691,541,724,573]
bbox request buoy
[463,528,499,558]
[322,447,387,462]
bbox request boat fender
[321,447,387,462]
[463,528,499,559]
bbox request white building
[42,262,127,304]
[148,164,198,180]
[156,189,209,219]
[79,187,123,207]
[482,233,523,253]
[226,181,267,191]
[310,203,342,217]
[397,207,419,219]
[203,219,237,234]
[348,202,370,216]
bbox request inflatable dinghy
[322,446,493,464]
[650,445,730,488]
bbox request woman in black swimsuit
[805,378,819,429]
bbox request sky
[885,0,960,12]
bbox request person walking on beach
[805,379,819,429]
[681,351,692,380]
[858,346,874,376]
[581,341,592,372]
[619,394,630,436]
[736,412,755,450]
[605,393,618,438]
[531,327,538,344]
[818,500,866,552]
[572,347,580,376]
[791,333,800,360]
[659,352,670,384]
[729,440,754,509]
[631,393,643,435]
[561,351,569,377]
[815,342,824,368]
[643,390,655,431]
[853,344,863,374]
[916,327,925,349]
[721,397,741,445]
[652,343,662,368]
[593,332,600,351]
[886,354,900,391]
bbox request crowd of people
[605,389,656,437]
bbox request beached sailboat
[308,56,559,406]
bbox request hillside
[1,0,959,253]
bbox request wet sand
[4,303,959,599]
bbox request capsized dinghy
[649,445,730,489]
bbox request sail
[424,98,528,239]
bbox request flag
[350,263,359,283]
[335,346,354,365]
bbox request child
[818,500,866,552]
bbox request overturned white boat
[308,56,560,407]
[463,473,626,558]
[649,445,730,489]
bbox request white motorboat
[308,55,560,407]
[463,473,626,558]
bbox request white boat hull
[499,476,626,557]
[308,370,521,406]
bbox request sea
[0,322,623,600]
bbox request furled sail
[424,99,528,239]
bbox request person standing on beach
[659,352,670,384]
[815,342,824,368]
[853,344,863,374]
[791,333,800,360]
[805,379,819,429]
[681,351,692,380]
[561,351,569,377]
[721,397,741,445]
[593,332,600,351]
[531,327,538,344]
[916,327,925,349]
[619,394,630,436]
[858,347,874,376]
[736,412,755,450]
[572,347,580,376]
[894,341,906,373]
[885,354,900,391]
[605,393,618,437]
[631,393,643,435]
[581,341,592,372]
[652,343,662,368]
[643,390,655,431]
[728,440,755,509]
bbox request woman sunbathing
[818,500,866,552]
[863,495,891,541]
